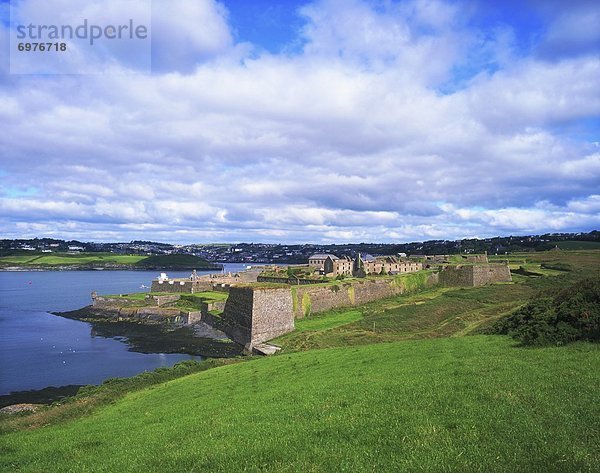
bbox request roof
[309,253,339,260]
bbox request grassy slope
[0,252,215,268]
[1,337,598,472]
[276,277,537,351]
[556,240,600,250]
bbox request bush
[492,278,600,346]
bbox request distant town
[1,231,598,263]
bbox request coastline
[0,264,223,272]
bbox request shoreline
[0,265,223,272]
[0,385,83,409]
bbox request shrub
[492,278,600,346]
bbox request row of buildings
[309,253,422,277]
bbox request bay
[0,264,249,395]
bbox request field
[1,337,598,472]
[0,252,217,269]
[1,249,599,472]
[556,240,600,250]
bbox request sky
[0,0,599,244]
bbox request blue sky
[0,0,598,243]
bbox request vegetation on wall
[301,292,312,317]
[390,270,431,293]
[347,285,355,305]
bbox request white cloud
[0,0,598,243]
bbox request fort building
[308,253,338,270]
[94,253,510,354]
[150,268,262,293]
[318,253,423,277]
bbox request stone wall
[438,263,511,287]
[218,287,255,348]
[150,280,213,293]
[91,295,143,309]
[257,275,326,285]
[461,254,489,264]
[147,294,181,306]
[219,286,294,350]
[472,264,512,285]
[252,288,295,344]
[292,272,437,318]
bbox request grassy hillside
[556,240,600,250]
[0,252,218,269]
[1,337,598,472]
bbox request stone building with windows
[311,253,423,277]
[308,253,338,270]
[356,254,422,276]
[324,255,354,275]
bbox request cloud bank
[0,0,598,243]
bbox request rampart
[438,263,511,287]
[151,269,262,293]
[291,272,438,318]
[219,286,294,350]
[150,279,213,293]
[88,263,510,352]
[257,275,327,285]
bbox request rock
[252,344,282,356]
[0,403,43,414]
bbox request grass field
[1,337,598,472]
[275,274,553,351]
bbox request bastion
[218,285,295,350]
[438,263,512,287]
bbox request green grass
[186,291,228,303]
[293,309,363,332]
[556,240,600,250]
[0,255,42,264]
[1,337,598,472]
[275,281,539,352]
[0,252,215,268]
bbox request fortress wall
[91,295,143,308]
[472,264,512,285]
[292,272,437,318]
[219,286,294,349]
[251,288,295,345]
[219,287,256,348]
[439,264,511,287]
[150,280,193,293]
[148,294,181,306]
[438,266,474,287]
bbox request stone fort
[99,254,511,353]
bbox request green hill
[1,336,598,472]
[133,253,218,269]
[556,240,600,250]
[0,252,219,270]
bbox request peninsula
[0,252,221,271]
